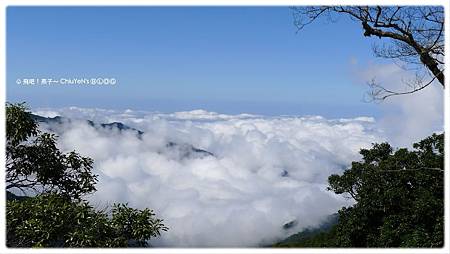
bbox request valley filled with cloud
[33,107,388,247]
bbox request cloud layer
[35,107,385,247]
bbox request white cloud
[163,109,260,121]
[353,62,444,147]
[33,107,386,247]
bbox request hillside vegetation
[275,133,444,247]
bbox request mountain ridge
[31,114,214,159]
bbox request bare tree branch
[365,75,437,102]
[291,6,445,101]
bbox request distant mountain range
[31,114,214,160]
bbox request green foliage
[5,103,168,247]
[6,103,97,200]
[110,204,169,247]
[7,194,167,247]
[329,133,443,247]
[8,194,110,247]
[6,102,38,146]
[275,133,444,248]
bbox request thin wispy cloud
[351,62,444,147]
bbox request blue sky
[7,6,382,117]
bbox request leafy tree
[7,194,167,247]
[328,133,443,247]
[291,6,444,100]
[6,103,168,247]
[274,133,444,247]
[6,102,96,200]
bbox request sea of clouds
[32,107,391,247]
[24,56,443,247]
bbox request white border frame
[0,0,448,253]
